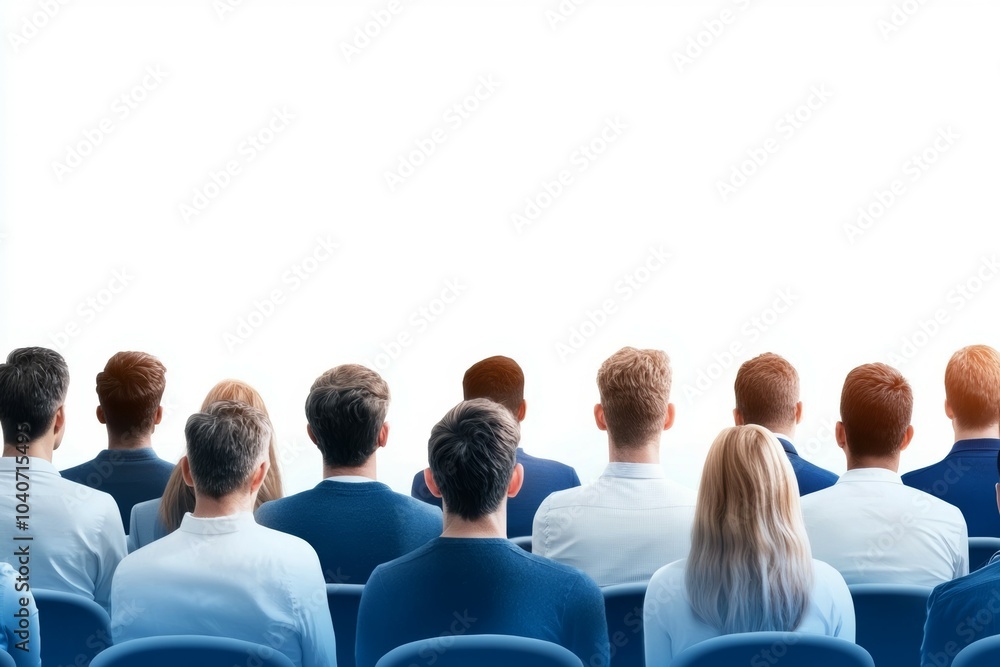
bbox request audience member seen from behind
[127,379,284,551]
[800,363,969,587]
[904,344,1000,536]
[356,399,609,667]
[0,347,126,611]
[411,355,580,537]
[1,562,40,667]
[256,364,441,583]
[61,351,175,531]
[734,352,838,495]
[532,347,696,585]
[644,425,855,666]
[111,400,336,667]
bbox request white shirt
[0,456,126,611]
[111,511,337,667]
[532,462,696,586]
[800,467,969,586]
[644,558,855,666]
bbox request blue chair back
[968,537,1000,571]
[511,535,533,552]
[953,634,1000,667]
[850,583,931,667]
[602,582,646,667]
[0,650,15,667]
[327,583,365,667]
[375,634,583,667]
[670,632,875,667]
[34,588,111,667]
[89,635,295,667]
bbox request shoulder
[535,482,590,511]
[59,458,95,479]
[518,451,578,475]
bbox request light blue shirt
[111,511,337,667]
[0,563,40,667]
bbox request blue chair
[953,634,1000,667]
[850,583,932,667]
[375,634,583,667]
[0,650,15,667]
[511,535,533,552]
[602,582,646,667]
[89,635,295,667]
[327,583,365,667]
[968,537,1000,571]
[33,588,111,667]
[670,632,875,667]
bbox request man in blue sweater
[61,351,174,531]
[904,345,1000,537]
[255,364,441,584]
[357,398,609,667]
[410,355,580,537]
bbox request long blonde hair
[159,379,284,531]
[685,425,813,633]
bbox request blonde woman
[643,425,854,665]
[127,379,284,551]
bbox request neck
[191,491,255,519]
[767,424,796,439]
[441,504,508,538]
[323,457,376,480]
[107,431,153,451]
[846,454,900,473]
[954,423,1000,442]
[609,439,660,464]
[2,439,54,462]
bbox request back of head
[945,345,1000,430]
[0,347,70,445]
[428,398,520,520]
[462,356,524,417]
[96,351,166,440]
[597,347,670,448]
[184,400,271,499]
[306,364,390,468]
[840,362,912,458]
[686,425,812,633]
[734,352,799,431]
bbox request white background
[2,0,998,496]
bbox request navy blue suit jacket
[903,438,1000,537]
[411,447,580,537]
[777,437,838,496]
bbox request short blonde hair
[597,347,670,448]
[945,345,1000,430]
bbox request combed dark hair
[428,398,520,520]
[96,351,166,439]
[734,352,800,429]
[462,356,524,417]
[0,347,70,445]
[306,364,390,468]
[840,363,912,458]
[185,400,271,499]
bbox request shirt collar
[0,456,59,475]
[179,511,256,535]
[97,448,162,461]
[949,438,1000,454]
[836,468,903,484]
[322,475,374,483]
[602,462,666,479]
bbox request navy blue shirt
[61,448,174,533]
[356,537,609,667]
[903,439,1000,537]
[255,479,442,584]
[921,552,1000,667]
[411,447,581,537]
[778,437,838,496]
